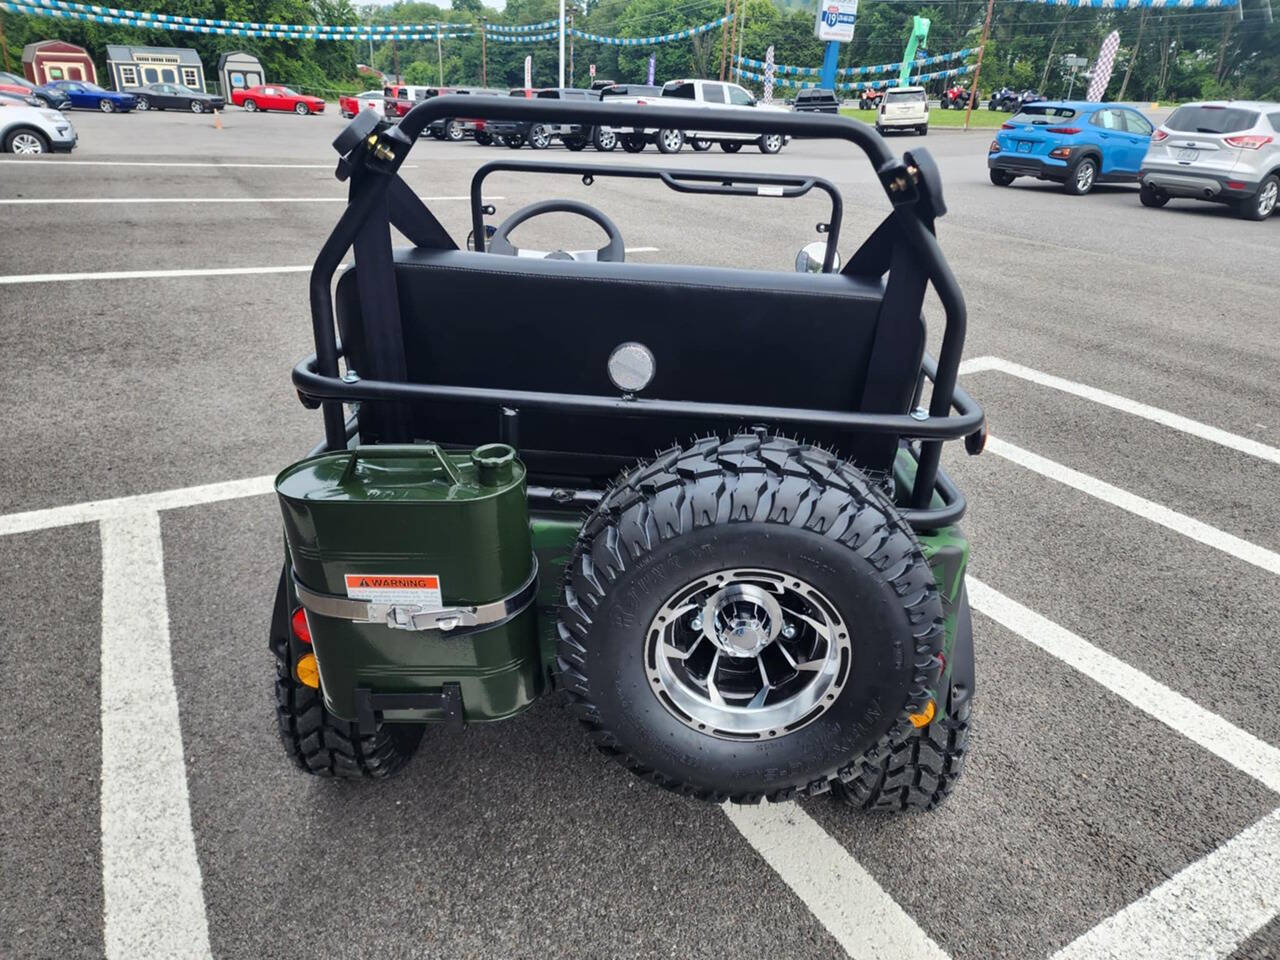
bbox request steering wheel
[487,199,625,262]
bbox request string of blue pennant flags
[1013,0,1236,7]
[484,29,560,43]
[11,0,473,34]
[734,46,979,80]
[568,14,732,47]
[484,17,561,32]
[733,63,977,92]
[0,0,473,39]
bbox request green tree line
[3,0,1277,101]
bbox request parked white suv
[876,86,929,136]
[1139,101,1279,220]
[0,101,76,154]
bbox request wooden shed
[22,40,98,86]
[106,45,207,92]
[217,51,265,98]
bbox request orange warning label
[344,573,443,609]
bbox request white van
[876,86,929,136]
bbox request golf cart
[271,96,986,811]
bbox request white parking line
[0,159,417,169]
[1050,806,1280,960]
[967,577,1280,793]
[0,265,313,285]
[961,356,1280,467]
[0,195,493,205]
[100,513,213,959]
[986,436,1280,577]
[723,802,950,960]
[0,474,273,537]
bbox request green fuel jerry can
[275,443,541,730]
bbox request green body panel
[276,445,543,723]
[899,16,932,86]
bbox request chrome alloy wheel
[645,569,851,740]
[10,132,45,154]
[1075,161,1095,193]
[1258,179,1278,218]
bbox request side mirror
[795,241,840,274]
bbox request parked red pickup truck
[338,90,385,119]
[383,85,454,119]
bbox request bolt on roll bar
[303,98,984,528]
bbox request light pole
[559,0,566,88]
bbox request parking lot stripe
[985,436,1280,577]
[0,196,491,205]
[100,513,213,959]
[967,577,1280,793]
[961,357,1280,467]
[0,160,417,169]
[0,474,274,537]
[723,802,950,960]
[0,265,315,285]
[1049,806,1280,960]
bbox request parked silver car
[1138,101,1279,220]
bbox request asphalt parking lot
[1,107,1278,960]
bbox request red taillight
[1000,123,1015,130]
[1226,180,1247,190]
[291,607,312,644]
[1224,134,1273,150]
[1151,128,1169,142]
[1046,127,1081,135]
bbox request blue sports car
[47,80,137,113]
[987,100,1154,195]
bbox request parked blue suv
[988,101,1154,195]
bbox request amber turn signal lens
[295,652,320,689]
[908,700,936,728]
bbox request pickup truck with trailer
[485,88,601,150]
[607,78,791,155]
[424,87,507,141]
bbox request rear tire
[1237,174,1278,221]
[270,568,422,778]
[557,433,945,803]
[834,681,971,812]
[656,128,684,154]
[1064,156,1097,195]
[563,136,587,151]
[691,138,712,151]
[593,128,617,151]
[528,124,551,149]
[506,134,525,149]
[136,97,150,111]
[1139,183,1169,208]
[243,99,258,112]
[989,169,1015,187]
[621,134,646,153]
[758,133,783,154]
[474,130,493,146]
[719,141,741,153]
[445,119,465,141]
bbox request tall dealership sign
[814,0,857,91]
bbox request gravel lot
[1,106,1277,960]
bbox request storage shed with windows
[217,51,266,98]
[22,40,98,85]
[106,45,207,92]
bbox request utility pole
[719,0,731,80]
[558,0,566,88]
[436,30,444,85]
[481,19,487,86]
[735,5,746,84]
[392,38,401,85]
[1117,8,1147,102]
[568,10,575,87]
[726,0,741,82]
[963,0,995,131]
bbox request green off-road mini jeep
[271,96,986,810]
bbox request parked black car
[488,87,600,150]
[988,87,1044,112]
[792,88,839,114]
[127,82,226,114]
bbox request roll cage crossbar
[299,96,986,529]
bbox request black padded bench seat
[336,248,922,485]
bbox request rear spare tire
[557,433,945,803]
[270,567,422,778]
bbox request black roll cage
[296,96,986,529]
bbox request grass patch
[838,107,1008,129]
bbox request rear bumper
[878,114,927,128]
[988,153,1069,180]
[1139,166,1259,202]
